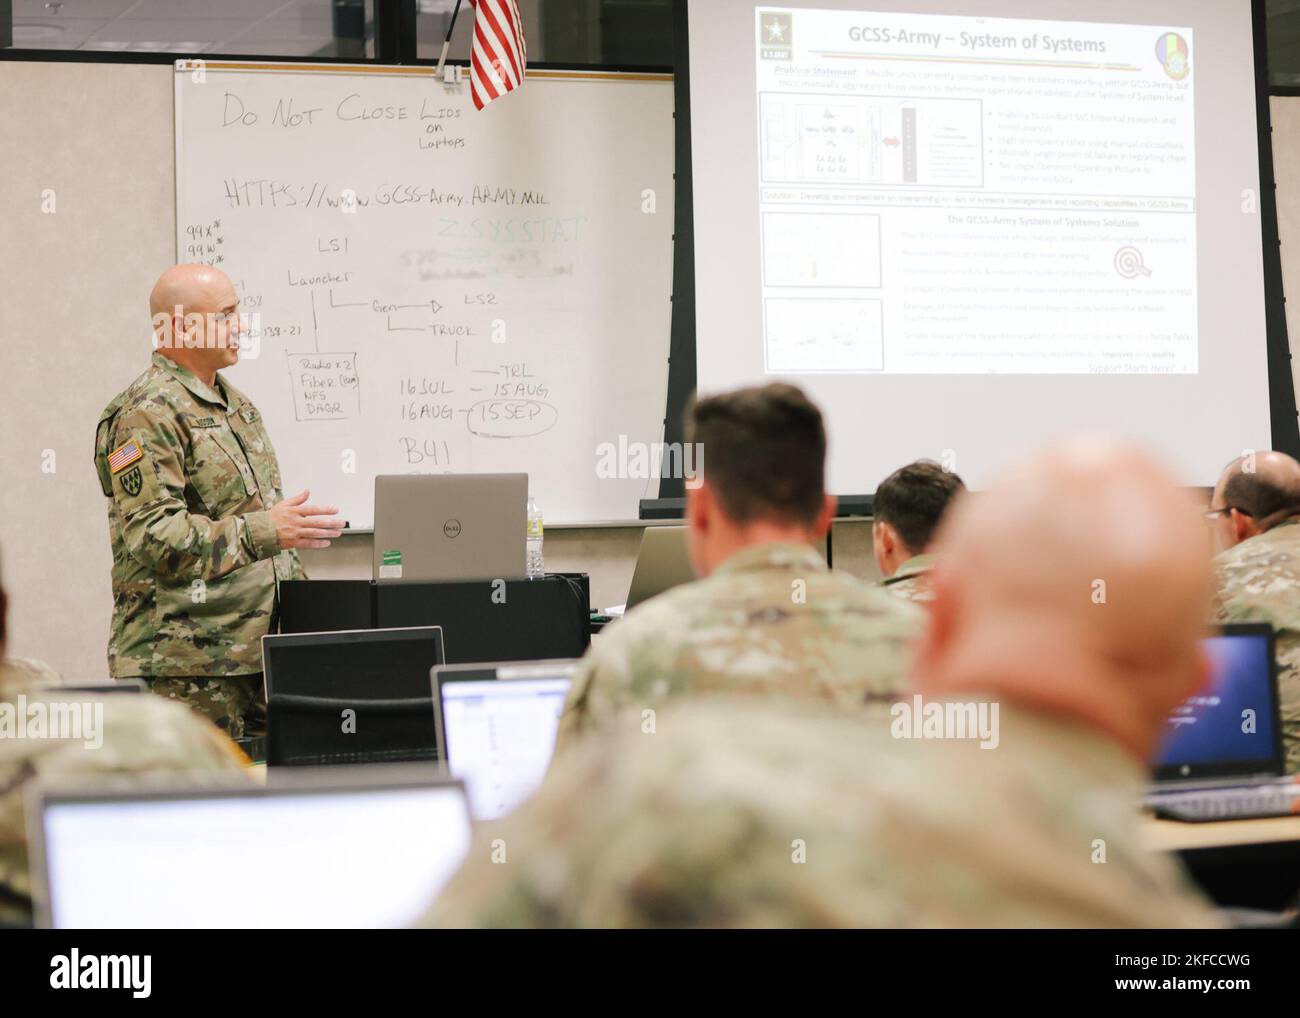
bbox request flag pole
[435,0,466,77]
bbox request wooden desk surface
[1143,813,1300,852]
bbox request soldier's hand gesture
[270,490,345,549]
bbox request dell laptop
[373,473,527,582]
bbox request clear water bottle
[526,496,545,579]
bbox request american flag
[469,0,527,111]
[108,440,143,474]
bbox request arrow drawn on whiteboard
[311,289,319,352]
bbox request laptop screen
[439,666,574,820]
[1153,625,1280,782]
[38,781,471,928]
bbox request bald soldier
[0,543,250,926]
[873,459,966,602]
[422,438,1219,928]
[1209,450,1300,771]
[94,266,344,737]
[553,383,923,753]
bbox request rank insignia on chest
[240,407,260,424]
[190,416,219,429]
[119,465,143,497]
[107,440,143,474]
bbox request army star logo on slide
[120,465,143,497]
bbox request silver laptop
[432,659,577,820]
[27,766,471,928]
[626,526,697,610]
[373,473,527,582]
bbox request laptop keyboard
[1150,783,1300,822]
[281,747,438,767]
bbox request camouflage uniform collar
[151,351,231,409]
[714,541,828,576]
[883,553,936,585]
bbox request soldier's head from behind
[872,460,965,578]
[683,382,834,576]
[1207,451,1300,554]
[150,265,245,384]
[915,437,1213,763]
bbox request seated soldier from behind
[423,438,1219,928]
[1209,450,1300,771]
[0,547,250,926]
[554,383,923,752]
[873,460,965,602]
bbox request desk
[1143,814,1300,853]
[1143,813,1300,909]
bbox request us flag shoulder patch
[108,440,143,475]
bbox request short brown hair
[873,460,965,553]
[685,383,826,527]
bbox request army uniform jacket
[1214,517,1300,772]
[424,699,1220,929]
[554,542,924,754]
[94,353,304,678]
[880,553,937,603]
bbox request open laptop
[620,527,831,614]
[432,660,577,821]
[373,473,527,583]
[27,767,470,928]
[1147,623,1300,820]
[262,626,445,767]
[624,526,696,612]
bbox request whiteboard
[174,62,674,527]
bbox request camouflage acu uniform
[880,553,936,603]
[94,352,304,737]
[554,542,923,754]
[1213,518,1300,772]
[423,698,1219,928]
[0,679,250,926]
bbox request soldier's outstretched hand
[270,490,345,549]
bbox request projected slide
[755,8,1197,374]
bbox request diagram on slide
[760,93,983,187]
[762,212,881,288]
[765,298,884,372]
